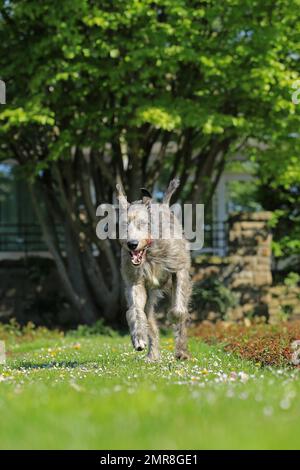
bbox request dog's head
[116,179,180,267]
[116,184,152,266]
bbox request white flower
[238,371,249,383]
[263,406,273,417]
[280,399,291,410]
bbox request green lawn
[0,333,299,449]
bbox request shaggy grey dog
[116,178,192,361]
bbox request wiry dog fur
[117,178,192,361]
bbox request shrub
[192,320,300,367]
[0,319,63,344]
[67,319,117,338]
[191,277,237,321]
[284,272,300,288]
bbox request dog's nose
[127,240,139,250]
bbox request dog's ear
[116,183,129,210]
[163,177,180,205]
[141,187,152,206]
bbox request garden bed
[192,320,300,367]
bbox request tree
[255,143,300,271]
[0,0,299,323]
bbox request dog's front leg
[125,283,148,351]
[145,291,160,361]
[169,269,191,360]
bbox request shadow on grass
[12,360,94,370]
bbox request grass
[0,331,300,449]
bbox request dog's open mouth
[130,249,146,266]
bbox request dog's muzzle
[129,239,152,266]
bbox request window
[0,161,46,252]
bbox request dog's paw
[132,336,147,351]
[145,353,160,363]
[175,350,190,361]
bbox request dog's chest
[144,263,168,288]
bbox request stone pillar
[227,212,273,320]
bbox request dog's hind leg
[125,284,148,351]
[145,291,160,362]
[169,270,191,360]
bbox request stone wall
[268,285,300,323]
[192,212,275,321]
[228,212,273,287]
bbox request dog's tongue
[132,250,143,264]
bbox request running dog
[116,178,192,361]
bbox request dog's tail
[163,177,180,205]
